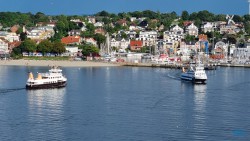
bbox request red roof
[117,19,127,25]
[130,40,143,46]
[61,36,81,44]
[9,41,21,47]
[183,21,193,27]
[94,28,105,35]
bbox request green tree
[20,39,37,53]
[86,23,95,33]
[121,32,128,39]
[185,35,196,42]
[102,17,111,24]
[52,41,66,55]
[128,11,142,18]
[224,34,237,44]
[34,12,49,23]
[69,21,80,31]
[189,12,198,21]
[214,14,226,21]
[20,32,27,41]
[96,10,110,17]
[37,40,53,55]
[244,22,250,35]
[148,20,157,30]
[82,44,100,56]
[181,11,189,21]
[94,33,106,48]
[197,10,214,22]
[243,14,250,22]
[11,47,22,58]
[233,15,243,23]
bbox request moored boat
[26,66,67,89]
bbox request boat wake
[0,87,26,94]
[167,71,181,81]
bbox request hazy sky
[0,0,248,15]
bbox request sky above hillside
[0,0,248,15]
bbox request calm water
[0,65,250,140]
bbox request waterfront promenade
[1,59,250,68]
[0,60,120,67]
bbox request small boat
[204,64,217,70]
[180,62,207,84]
[26,66,67,89]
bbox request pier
[119,62,250,69]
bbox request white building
[186,23,199,37]
[110,38,119,48]
[64,46,79,56]
[202,22,214,33]
[0,31,20,42]
[0,38,9,54]
[84,38,97,46]
[110,38,130,51]
[139,31,157,46]
[27,26,55,40]
[130,17,137,22]
[127,31,137,39]
[233,48,250,61]
[170,25,184,34]
[94,22,104,27]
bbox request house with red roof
[10,25,19,33]
[117,19,127,26]
[8,41,21,53]
[130,40,143,51]
[47,22,56,27]
[61,36,82,45]
[183,21,193,27]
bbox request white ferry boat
[180,62,207,84]
[26,66,67,89]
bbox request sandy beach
[0,60,120,67]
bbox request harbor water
[0,66,250,140]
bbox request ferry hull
[181,75,206,84]
[193,79,206,84]
[26,81,66,89]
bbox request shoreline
[1,60,250,68]
[0,60,121,67]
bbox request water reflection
[27,88,66,110]
[193,84,207,140]
[26,88,66,140]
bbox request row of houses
[0,14,245,58]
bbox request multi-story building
[130,40,143,51]
[0,38,9,55]
[0,31,20,42]
[110,38,130,51]
[139,31,157,47]
[27,26,55,40]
